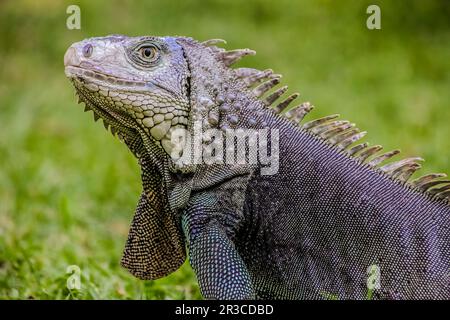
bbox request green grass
[0,0,449,299]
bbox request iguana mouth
[65,65,181,98]
[65,65,148,88]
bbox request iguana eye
[139,46,158,62]
[127,40,164,68]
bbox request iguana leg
[182,201,255,300]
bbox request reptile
[64,35,450,299]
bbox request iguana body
[64,35,450,299]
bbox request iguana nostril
[82,44,93,58]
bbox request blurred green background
[0,0,449,299]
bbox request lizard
[64,35,450,299]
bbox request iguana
[64,35,450,299]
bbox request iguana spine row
[203,39,450,204]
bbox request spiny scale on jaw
[208,39,450,203]
[74,86,134,146]
[72,76,190,157]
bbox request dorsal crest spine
[204,38,450,203]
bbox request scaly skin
[65,35,450,299]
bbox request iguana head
[64,35,264,165]
[64,35,192,159]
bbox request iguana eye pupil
[140,46,155,59]
[126,42,162,67]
